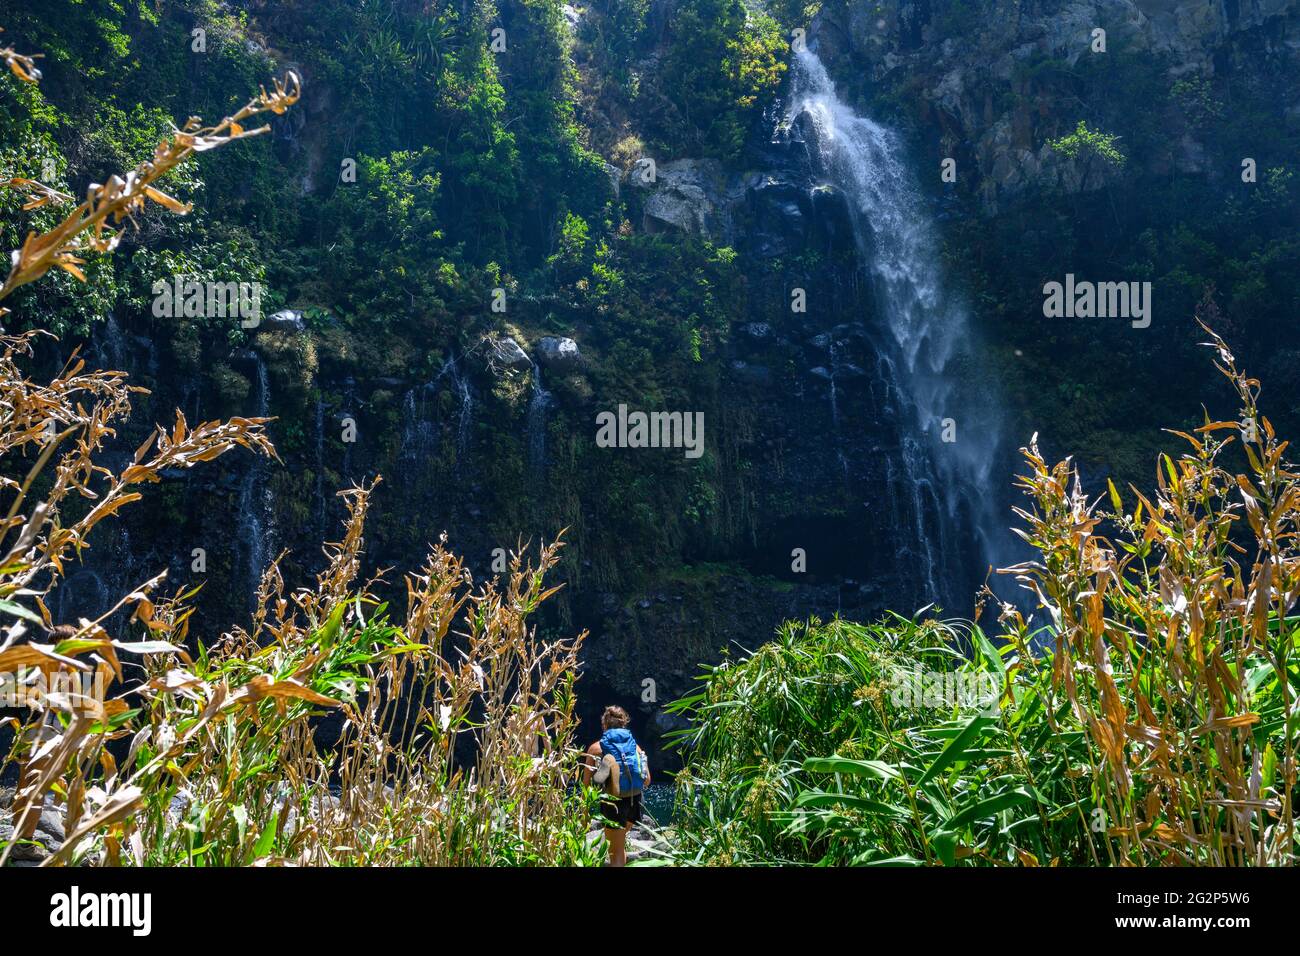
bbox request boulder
[602,161,621,199]
[537,336,581,369]
[810,184,856,252]
[487,336,532,371]
[746,175,810,258]
[0,794,65,863]
[263,309,306,333]
[639,159,740,239]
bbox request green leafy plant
[669,323,1300,867]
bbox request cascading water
[93,312,128,372]
[54,569,109,624]
[787,48,1007,608]
[314,398,327,535]
[399,382,437,473]
[451,359,474,464]
[236,354,273,602]
[397,353,475,481]
[527,363,553,478]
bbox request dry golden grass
[998,316,1298,865]
[0,26,597,867]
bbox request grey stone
[746,175,812,257]
[640,159,742,239]
[602,162,621,198]
[263,309,306,333]
[537,336,581,369]
[0,822,52,861]
[37,807,64,842]
[487,336,532,370]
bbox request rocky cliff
[809,0,1299,209]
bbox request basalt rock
[262,308,306,333]
[638,158,741,238]
[0,790,65,864]
[809,0,1300,211]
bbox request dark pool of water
[641,783,676,826]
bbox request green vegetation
[2,0,1299,869]
[946,41,1299,494]
[0,25,599,867]
[1047,119,1127,169]
[0,0,800,627]
[669,332,1300,866]
[651,0,788,158]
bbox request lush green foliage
[1047,119,1127,168]
[670,337,1300,866]
[649,0,788,158]
[0,13,602,868]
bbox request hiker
[581,705,650,867]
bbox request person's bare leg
[605,826,628,867]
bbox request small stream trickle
[527,363,553,478]
[236,354,274,603]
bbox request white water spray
[787,48,1006,605]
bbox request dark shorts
[599,793,643,829]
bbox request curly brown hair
[601,705,631,729]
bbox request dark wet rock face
[809,0,1300,212]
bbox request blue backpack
[599,728,646,795]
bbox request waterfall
[399,353,474,482]
[435,354,475,470]
[527,363,553,478]
[314,398,327,535]
[54,314,141,621]
[236,354,273,603]
[787,48,1006,608]
[93,312,128,372]
[55,569,109,624]
[399,383,436,472]
[451,358,474,464]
